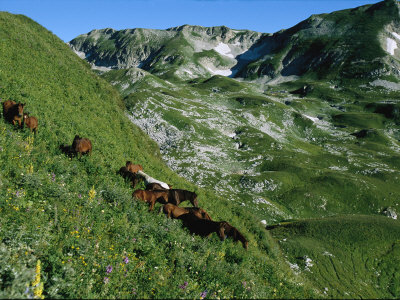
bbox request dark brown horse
[23,113,38,133]
[132,189,169,211]
[162,203,212,220]
[177,213,248,249]
[177,213,228,240]
[3,100,25,128]
[166,189,198,207]
[118,166,140,188]
[223,222,248,249]
[72,135,92,158]
[126,161,143,173]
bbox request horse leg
[148,198,156,212]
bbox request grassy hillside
[0,12,316,299]
[268,215,400,298]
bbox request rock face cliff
[70,0,400,82]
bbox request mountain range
[0,0,400,298]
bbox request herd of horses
[2,100,38,133]
[2,99,248,250]
[119,161,248,249]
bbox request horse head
[17,103,25,117]
[192,193,199,207]
[217,222,229,241]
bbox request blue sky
[0,0,381,42]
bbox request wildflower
[132,238,136,242]
[132,288,137,295]
[51,172,56,182]
[32,260,44,299]
[78,194,82,199]
[123,256,129,264]
[106,265,113,274]
[200,289,208,299]
[242,281,247,288]
[88,186,96,202]
[103,277,109,284]
[179,281,188,290]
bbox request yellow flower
[32,260,44,299]
[88,186,96,202]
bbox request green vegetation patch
[268,215,400,298]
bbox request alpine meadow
[1,0,400,299]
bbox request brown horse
[166,189,198,207]
[223,222,248,250]
[177,213,228,240]
[177,213,248,249]
[162,203,212,220]
[23,113,38,133]
[126,161,143,173]
[72,135,92,158]
[118,166,140,188]
[3,100,25,128]
[132,189,169,211]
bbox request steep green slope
[268,215,400,298]
[0,12,316,299]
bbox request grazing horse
[162,203,212,220]
[3,100,25,128]
[126,161,143,173]
[118,166,140,188]
[132,189,169,211]
[177,214,248,249]
[177,213,228,240]
[167,189,198,207]
[23,113,38,133]
[223,222,248,250]
[72,135,92,158]
[137,170,170,189]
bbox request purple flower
[103,277,109,284]
[200,290,208,299]
[132,288,137,295]
[78,193,82,199]
[179,281,188,290]
[123,256,129,264]
[51,172,56,181]
[106,265,113,274]
[132,238,136,242]
[242,281,247,287]
[15,190,20,197]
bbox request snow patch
[91,65,112,72]
[386,37,398,55]
[392,32,400,40]
[303,115,319,123]
[206,66,232,76]
[214,42,234,58]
